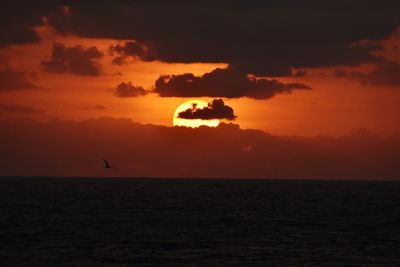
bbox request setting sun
[173,100,220,128]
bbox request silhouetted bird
[103,159,114,168]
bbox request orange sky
[1,26,400,137]
[1,2,400,179]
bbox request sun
[173,99,220,128]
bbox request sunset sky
[1,1,400,178]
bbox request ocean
[1,177,400,266]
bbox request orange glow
[1,26,400,137]
[173,100,219,128]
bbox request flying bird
[103,159,114,168]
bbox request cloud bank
[0,117,399,179]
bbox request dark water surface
[1,177,400,266]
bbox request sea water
[1,177,400,266]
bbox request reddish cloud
[154,68,310,99]
[84,105,107,110]
[334,60,400,87]
[41,43,103,76]
[0,117,399,179]
[357,60,400,86]
[114,82,148,97]
[0,104,43,114]
[0,66,38,92]
[178,99,236,121]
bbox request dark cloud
[0,67,39,92]
[45,1,400,76]
[357,61,400,86]
[41,43,103,76]
[333,69,347,78]
[0,2,74,47]
[293,70,308,77]
[2,2,398,76]
[109,41,156,64]
[0,104,43,114]
[333,60,400,86]
[178,99,236,121]
[0,2,49,47]
[114,82,148,97]
[1,117,399,179]
[94,105,106,110]
[154,68,310,99]
[0,24,41,48]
